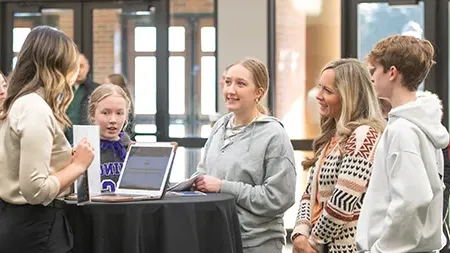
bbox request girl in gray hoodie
[195,58,296,253]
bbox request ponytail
[256,102,269,115]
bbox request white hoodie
[356,91,449,253]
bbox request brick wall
[14,10,74,38]
[171,0,213,13]
[274,0,341,229]
[305,0,341,138]
[275,0,307,140]
[9,0,214,84]
[274,0,340,141]
[54,10,74,40]
[92,9,121,84]
[87,0,213,84]
[12,10,73,68]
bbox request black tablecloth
[65,193,243,253]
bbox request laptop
[90,142,177,202]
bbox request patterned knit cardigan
[292,125,381,253]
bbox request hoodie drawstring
[247,124,256,152]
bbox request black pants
[0,200,73,253]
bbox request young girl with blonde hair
[195,58,296,253]
[88,84,133,192]
[104,74,135,139]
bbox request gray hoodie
[197,113,296,248]
[356,91,449,252]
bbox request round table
[65,193,243,253]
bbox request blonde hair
[88,84,131,125]
[107,73,134,115]
[0,26,79,129]
[302,58,386,170]
[229,58,270,115]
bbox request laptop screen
[119,146,173,191]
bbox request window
[134,56,156,114]
[169,0,216,178]
[135,27,156,52]
[200,27,215,52]
[169,56,186,114]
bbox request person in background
[0,25,94,253]
[65,53,99,145]
[0,72,7,106]
[195,58,296,253]
[291,59,385,253]
[88,84,132,192]
[104,74,135,140]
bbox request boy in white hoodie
[356,35,449,252]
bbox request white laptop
[90,142,177,202]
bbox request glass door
[168,1,217,180]
[0,0,218,183]
[343,0,449,126]
[357,2,424,60]
[84,0,218,182]
[341,0,440,94]
[358,1,425,90]
[85,4,159,142]
[342,0,450,182]
[2,2,82,72]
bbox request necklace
[231,113,261,128]
[228,124,246,136]
[224,114,259,140]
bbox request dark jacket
[65,80,99,144]
[123,113,136,141]
[78,80,98,125]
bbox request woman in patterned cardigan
[292,59,385,253]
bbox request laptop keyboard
[101,193,141,197]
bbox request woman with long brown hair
[0,26,94,253]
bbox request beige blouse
[0,91,72,206]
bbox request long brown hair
[0,26,79,129]
[302,59,385,170]
[107,73,134,115]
